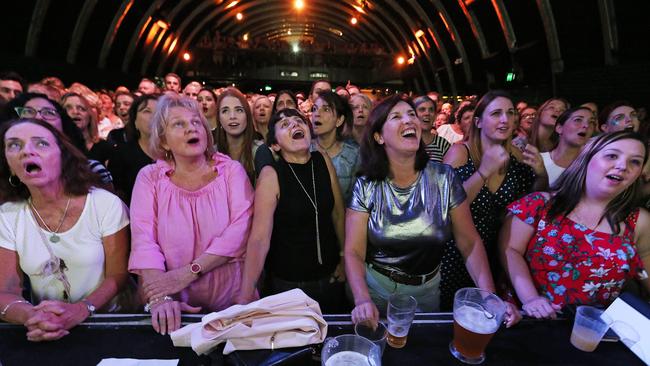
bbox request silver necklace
[29,197,71,243]
[287,159,322,265]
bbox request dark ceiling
[2,0,649,104]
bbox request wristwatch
[190,261,202,276]
[80,299,96,316]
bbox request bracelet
[144,296,173,313]
[476,169,488,184]
[1,300,31,317]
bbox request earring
[165,150,173,160]
[8,175,20,187]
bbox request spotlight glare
[397,56,405,65]
[236,12,243,21]
[294,0,304,10]
[351,17,358,25]
[183,52,191,61]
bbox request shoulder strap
[623,208,641,236]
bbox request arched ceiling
[5,0,647,99]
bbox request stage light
[397,56,405,65]
[183,52,191,61]
[351,17,358,25]
[294,0,304,10]
[236,12,243,21]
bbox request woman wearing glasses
[6,93,113,186]
[0,118,130,341]
[515,106,537,140]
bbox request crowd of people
[194,31,390,70]
[0,69,648,341]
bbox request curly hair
[0,118,102,202]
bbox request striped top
[424,135,451,163]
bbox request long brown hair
[548,131,648,234]
[529,97,569,151]
[215,87,256,182]
[465,90,514,170]
[0,118,102,202]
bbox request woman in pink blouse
[129,94,254,335]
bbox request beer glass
[449,288,506,364]
[386,294,417,349]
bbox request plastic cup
[321,334,381,366]
[570,306,610,352]
[386,294,417,349]
[355,321,388,355]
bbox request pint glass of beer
[449,288,506,364]
[386,294,417,349]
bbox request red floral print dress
[507,192,648,307]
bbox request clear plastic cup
[386,294,417,349]
[355,321,388,355]
[570,306,610,352]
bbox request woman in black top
[237,108,347,312]
[107,94,159,205]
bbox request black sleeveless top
[266,151,339,281]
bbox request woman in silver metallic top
[344,94,520,328]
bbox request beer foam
[325,351,374,366]
[454,305,499,334]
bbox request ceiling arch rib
[399,0,456,93]
[98,0,134,69]
[535,0,563,77]
[167,0,405,74]
[156,1,234,75]
[491,0,517,51]
[597,0,618,66]
[368,1,432,92]
[121,0,165,73]
[224,12,364,45]
[67,0,99,64]
[220,2,372,44]
[167,0,195,21]
[247,23,357,44]
[213,0,404,54]
[26,0,52,57]
[151,0,198,70]
[426,0,473,87]
[378,1,434,93]
[457,0,490,59]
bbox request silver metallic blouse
[349,161,466,275]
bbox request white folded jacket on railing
[170,288,328,355]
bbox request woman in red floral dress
[500,131,650,319]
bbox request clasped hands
[24,300,89,342]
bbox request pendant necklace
[29,197,71,243]
[287,159,323,265]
